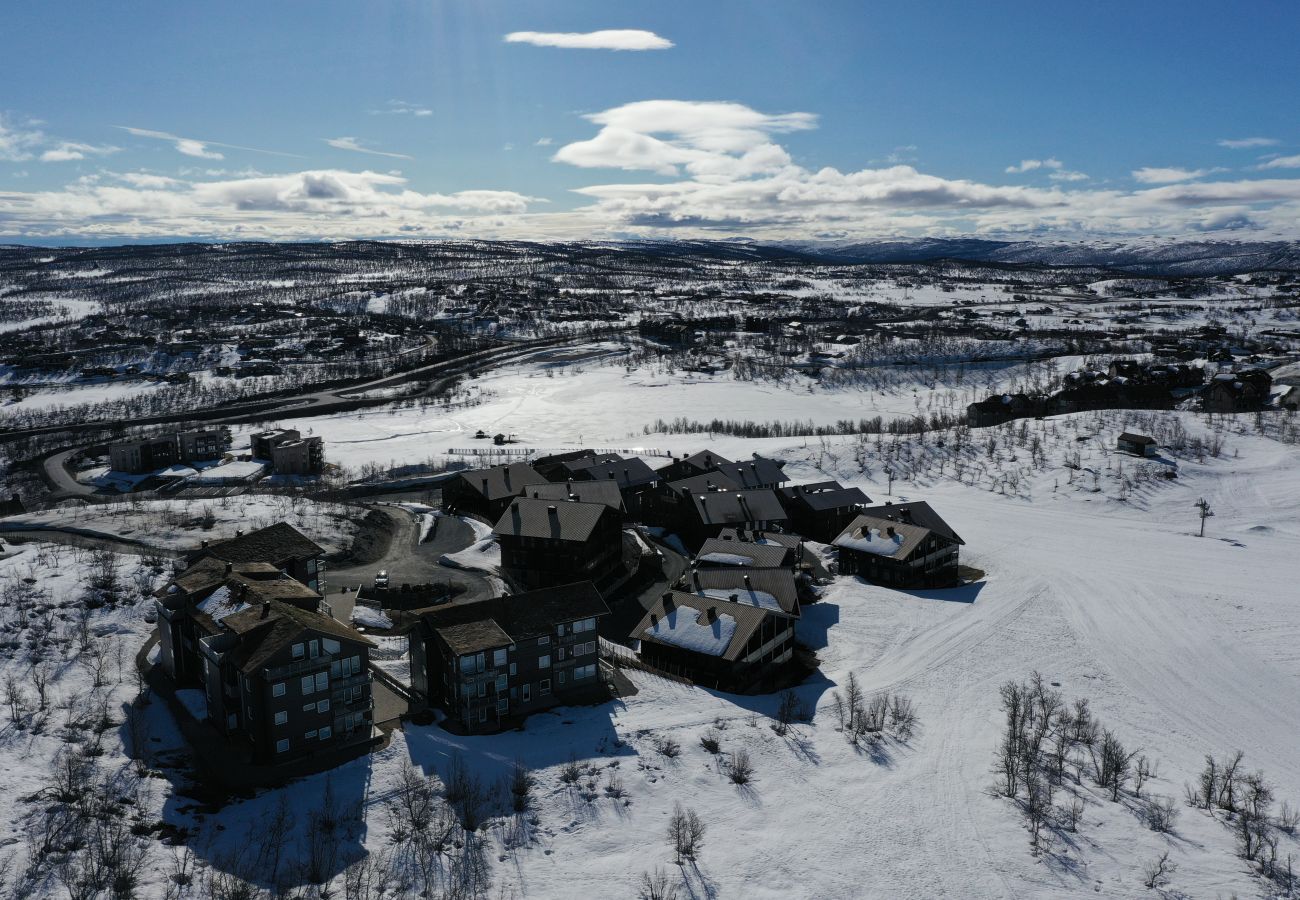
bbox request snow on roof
[834,526,906,558]
[698,586,783,614]
[196,585,251,623]
[645,606,736,657]
[696,551,756,567]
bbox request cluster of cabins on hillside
[967,359,1274,427]
[434,447,964,702]
[149,447,966,767]
[107,427,325,482]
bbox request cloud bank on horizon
[1,3,1298,243]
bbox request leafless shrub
[638,867,679,900]
[1142,851,1176,889]
[698,729,721,755]
[666,803,705,864]
[656,737,681,759]
[725,750,754,785]
[1145,795,1178,833]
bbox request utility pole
[1195,497,1213,537]
[886,468,894,495]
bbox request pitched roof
[695,538,790,569]
[678,449,731,471]
[689,489,788,527]
[1118,432,1156,445]
[716,527,803,551]
[833,514,930,561]
[714,456,788,488]
[780,480,871,512]
[457,462,542,502]
[858,501,964,546]
[492,497,611,542]
[573,456,662,489]
[520,480,625,512]
[419,581,610,655]
[632,590,771,662]
[200,522,325,566]
[664,471,741,497]
[683,566,799,616]
[222,599,375,674]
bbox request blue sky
[3,0,1299,242]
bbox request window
[315,671,329,692]
[301,675,314,696]
[350,656,361,675]
[538,654,551,669]
[493,648,507,667]
[556,623,566,637]
[495,674,508,693]
[308,640,319,658]
[351,686,363,702]
[477,682,487,698]
[556,647,565,662]
[303,702,316,713]
[319,726,332,740]
[478,707,488,722]
[322,638,340,655]
[305,729,317,739]
[496,698,508,713]
[509,662,516,676]
[317,699,330,714]
[537,635,550,646]
[539,679,551,695]
[557,671,566,685]
[291,643,305,660]
[460,653,483,676]
[276,739,290,753]
[574,664,596,681]
[272,682,286,698]
[274,710,288,725]
[521,684,531,702]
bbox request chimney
[261,600,271,619]
[662,592,675,611]
[225,561,233,574]
[706,606,718,623]
[547,505,558,516]
[743,574,751,587]
[201,539,208,549]
[235,529,243,537]
[692,571,701,589]
[650,613,658,626]
[728,593,739,603]
[239,583,248,600]
[532,491,539,498]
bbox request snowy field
[246,347,1048,476]
[0,496,361,555]
[2,403,1298,898]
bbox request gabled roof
[683,566,799,617]
[420,581,610,655]
[689,489,788,527]
[716,527,802,551]
[632,591,771,661]
[779,480,871,512]
[695,538,790,569]
[714,456,788,488]
[858,501,964,546]
[677,449,732,472]
[520,480,625,512]
[664,471,741,497]
[199,522,325,566]
[1118,432,1156,445]
[492,497,611,542]
[573,457,662,489]
[457,462,542,502]
[221,599,375,674]
[833,514,930,561]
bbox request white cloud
[1049,170,1088,182]
[117,126,303,159]
[535,137,553,146]
[0,116,47,162]
[1132,166,1216,184]
[504,29,673,51]
[324,137,413,160]
[370,100,433,117]
[1005,158,1062,174]
[1218,137,1278,149]
[1259,154,1300,170]
[554,100,815,177]
[39,141,120,162]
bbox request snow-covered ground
[140,411,1300,899]
[0,496,360,555]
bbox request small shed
[1117,432,1157,457]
